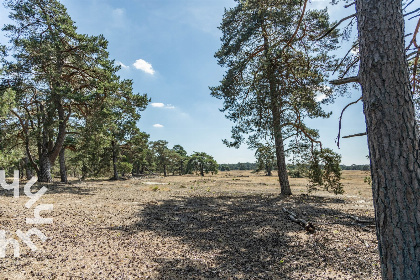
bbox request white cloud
[153,124,164,128]
[133,59,155,75]
[315,93,327,102]
[116,61,129,69]
[351,47,359,55]
[151,102,165,108]
[150,103,175,109]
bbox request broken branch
[342,132,367,138]
[316,13,356,41]
[329,75,359,85]
[283,207,315,234]
[336,96,362,148]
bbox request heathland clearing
[0,170,380,279]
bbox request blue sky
[4,0,416,165]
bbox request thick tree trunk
[37,103,53,183]
[271,117,291,195]
[163,164,167,177]
[111,140,119,180]
[59,147,68,183]
[23,156,32,180]
[38,152,52,183]
[266,163,272,176]
[356,1,420,279]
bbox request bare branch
[342,132,367,138]
[404,7,420,18]
[404,0,415,10]
[336,96,362,148]
[333,41,359,75]
[344,2,355,8]
[316,13,356,41]
[330,75,359,85]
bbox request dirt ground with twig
[0,170,380,279]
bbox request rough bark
[23,156,32,180]
[38,104,52,183]
[271,111,291,195]
[38,152,52,183]
[356,0,420,278]
[59,147,68,183]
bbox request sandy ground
[0,170,380,279]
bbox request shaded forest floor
[0,170,380,279]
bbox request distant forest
[220,163,370,171]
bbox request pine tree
[211,0,339,194]
[1,0,148,181]
[354,0,420,278]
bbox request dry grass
[0,170,379,279]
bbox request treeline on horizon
[220,163,370,171]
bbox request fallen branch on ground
[283,207,315,233]
[348,215,374,224]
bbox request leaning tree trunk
[356,0,420,278]
[271,115,291,195]
[59,147,68,183]
[262,26,292,195]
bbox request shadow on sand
[110,194,378,279]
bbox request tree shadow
[0,181,94,197]
[113,194,379,279]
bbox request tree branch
[344,2,355,8]
[336,96,362,148]
[404,7,420,18]
[342,132,367,138]
[329,75,359,85]
[283,0,308,50]
[316,13,356,41]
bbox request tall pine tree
[211,0,339,194]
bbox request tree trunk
[271,116,291,195]
[266,163,272,176]
[200,164,204,177]
[38,152,52,183]
[81,161,87,180]
[356,1,420,278]
[111,140,119,180]
[262,24,292,195]
[59,147,68,183]
[23,156,32,180]
[38,103,53,183]
[163,164,167,177]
